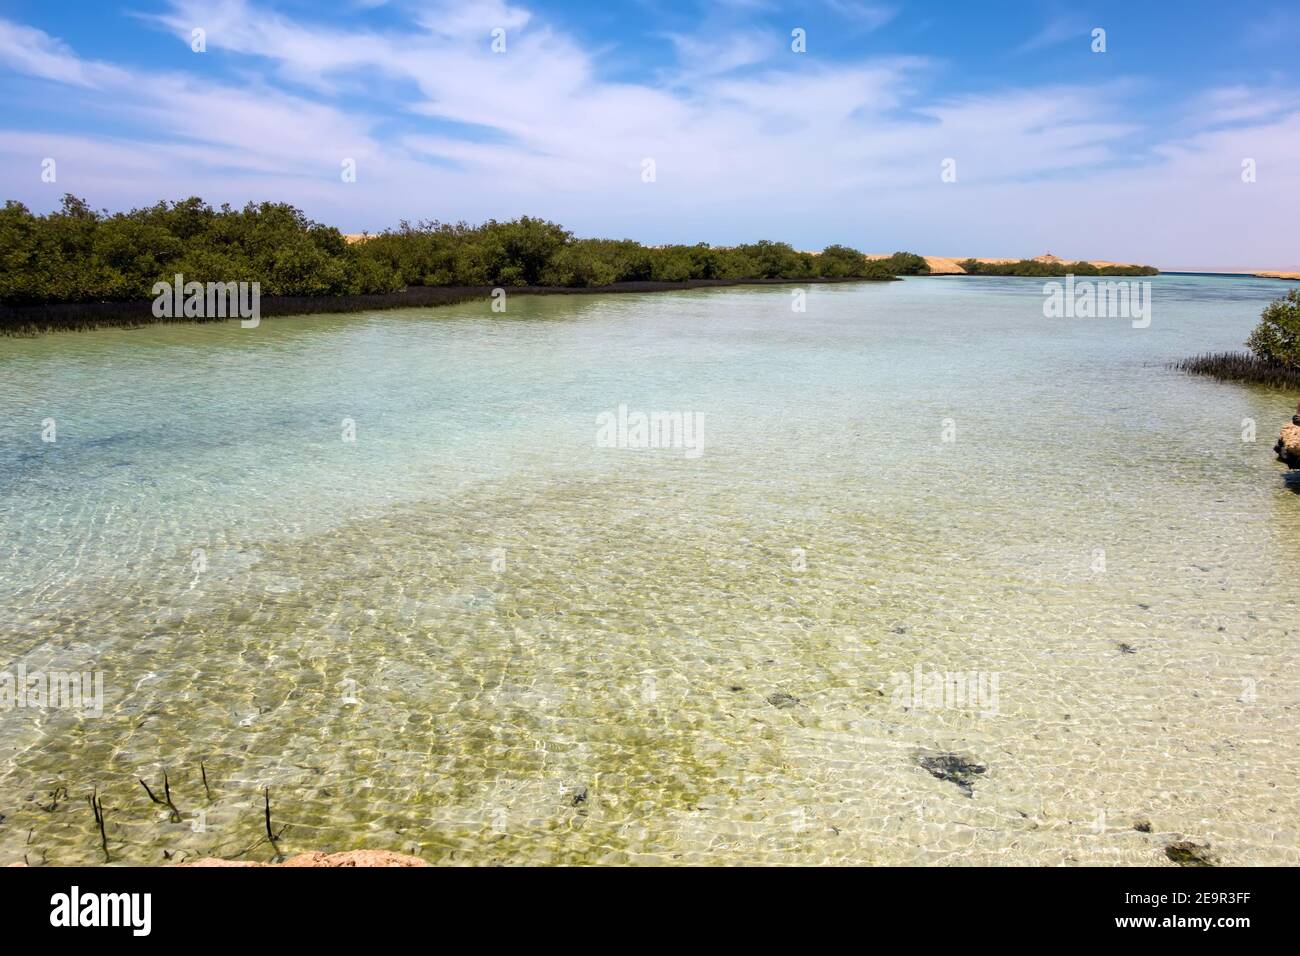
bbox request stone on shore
[1276,423,1300,468]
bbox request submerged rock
[917,751,987,797]
[1133,819,1153,833]
[1164,841,1216,867]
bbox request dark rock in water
[1133,819,1152,833]
[917,751,987,797]
[766,692,800,709]
[1118,643,1137,654]
[1277,439,1300,467]
[1165,841,1215,866]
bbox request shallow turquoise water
[1,274,1297,865]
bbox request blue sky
[1,0,1298,269]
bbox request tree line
[0,195,931,306]
[958,258,1158,277]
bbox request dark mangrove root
[88,788,110,863]
[41,786,69,813]
[264,787,276,846]
[139,771,182,823]
[163,770,181,822]
[1171,352,1300,389]
[264,787,289,859]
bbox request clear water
[2,274,1297,865]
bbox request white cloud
[0,3,1297,269]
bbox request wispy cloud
[0,1,1297,267]
[0,19,128,87]
[1014,15,1086,55]
[1194,85,1299,126]
[821,1,897,33]
[663,28,775,80]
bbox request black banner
[0,865,1286,943]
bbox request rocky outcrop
[182,850,429,867]
[1276,411,1300,468]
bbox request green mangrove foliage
[876,251,931,275]
[0,195,399,305]
[957,258,1157,277]
[0,195,903,306]
[359,224,895,286]
[1174,289,1300,388]
[1247,288,1300,370]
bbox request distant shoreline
[866,253,1158,277]
[1163,271,1300,281]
